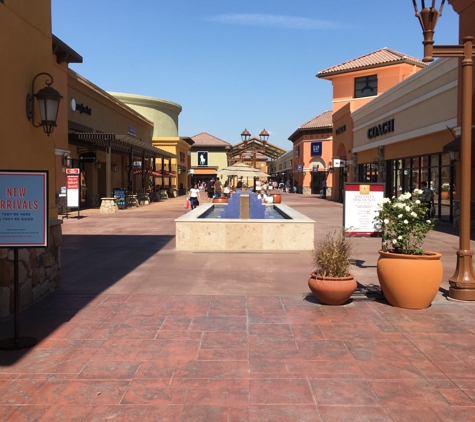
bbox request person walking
[206,179,214,202]
[321,179,327,199]
[421,181,434,218]
[188,183,200,209]
[214,177,222,198]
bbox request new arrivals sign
[0,171,48,247]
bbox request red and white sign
[66,168,80,208]
[344,183,384,236]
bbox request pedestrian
[321,179,327,199]
[420,181,434,218]
[206,179,214,202]
[214,177,222,198]
[285,180,290,193]
[188,183,200,209]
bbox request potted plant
[441,183,450,200]
[308,229,356,305]
[373,189,442,309]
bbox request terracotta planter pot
[441,191,449,200]
[270,193,282,204]
[308,272,357,305]
[212,198,228,204]
[377,250,443,309]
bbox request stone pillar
[240,194,250,219]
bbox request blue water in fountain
[199,191,290,220]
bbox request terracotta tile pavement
[1,194,475,421]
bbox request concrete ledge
[175,204,315,251]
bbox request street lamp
[413,0,475,300]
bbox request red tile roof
[317,47,426,77]
[191,132,231,147]
[299,110,333,129]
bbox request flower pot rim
[378,250,441,259]
[310,272,355,281]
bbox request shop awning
[69,133,176,159]
[443,128,475,153]
[133,169,162,177]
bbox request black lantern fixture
[111,161,118,172]
[95,159,102,170]
[241,129,251,142]
[62,152,72,168]
[26,72,63,136]
[259,129,269,143]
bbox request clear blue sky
[52,0,459,150]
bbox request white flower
[426,220,432,224]
[411,212,417,217]
[404,220,409,224]
[383,198,390,204]
[398,236,403,240]
[414,188,423,195]
[405,206,411,212]
[398,214,403,219]
[392,239,398,244]
[384,219,389,224]
[415,199,421,204]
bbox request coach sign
[0,171,48,247]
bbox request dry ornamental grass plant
[313,229,354,278]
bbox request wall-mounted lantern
[62,152,72,168]
[111,161,118,172]
[26,72,63,136]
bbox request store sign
[333,159,345,168]
[344,183,385,237]
[336,125,346,135]
[66,168,80,208]
[310,142,322,156]
[79,151,96,163]
[296,164,303,171]
[128,125,137,137]
[71,99,92,115]
[198,151,208,166]
[0,171,48,247]
[367,119,395,139]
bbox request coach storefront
[352,57,458,223]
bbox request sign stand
[0,170,48,350]
[0,248,37,349]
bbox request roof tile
[317,47,426,77]
[300,110,333,129]
[191,132,231,147]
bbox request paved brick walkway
[1,193,475,421]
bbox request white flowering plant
[373,189,436,255]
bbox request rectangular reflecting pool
[175,203,315,251]
[199,204,291,220]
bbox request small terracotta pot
[212,198,228,204]
[270,193,282,204]
[308,272,356,305]
[377,250,442,309]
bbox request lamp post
[413,0,475,300]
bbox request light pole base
[448,286,475,301]
[449,249,475,301]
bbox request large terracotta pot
[270,193,282,204]
[377,250,443,309]
[212,197,228,204]
[441,191,449,200]
[308,273,357,305]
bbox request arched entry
[309,159,326,195]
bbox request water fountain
[175,191,315,251]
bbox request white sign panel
[66,168,80,208]
[344,183,385,236]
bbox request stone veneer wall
[0,220,62,318]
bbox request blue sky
[52,0,459,150]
